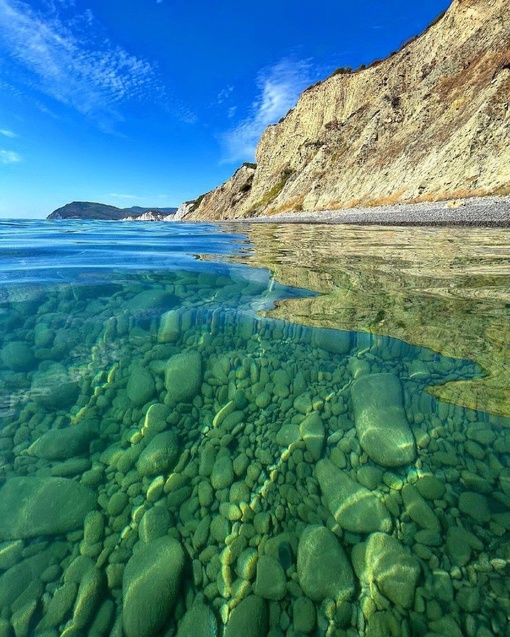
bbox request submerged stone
[136,431,180,477]
[0,477,97,540]
[254,555,287,600]
[126,365,156,406]
[31,364,79,410]
[299,412,325,461]
[165,350,202,403]
[176,602,217,637]
[1,340,36,372]
[125,289,177,315]
[351,373,416,468]
[224,595,268,637]
[0,551,54,608]
[27,424,96,460]
[123,536,185,637]
[297,525,354,602]
[357,532,421,609]
[316,459,392,533]
[312,328,352,354]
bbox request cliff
[184,0,510,220]
[47,202,177,220]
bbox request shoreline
[224,195,510,226]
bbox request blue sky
[0,0,451,218]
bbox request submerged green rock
[351,373,416,468]
[176,602,217,637]
[0,340,36,372]
[297,525,354,602]
[316,459,393,533]
[122,536,185,637]
[0,477,96,539]
[355,532,421,609]
[224,595,268,637]
[27,424,95,460]
[165,350,202,403]
[126,365,156,406]
[136,431,180,477]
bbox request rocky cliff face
[184,0,510,220]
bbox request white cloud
[0,0,164,121]
[0,150,21,163]
[220,59,314,164]
[108,193,143,200]
[0,129,16,137]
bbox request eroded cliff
[184,0,510,220]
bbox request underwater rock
[354,532,421,609]
[402,484,441,532]
[164,350,202,403]
[351,373,416,468]
[0,477,97,539]
[297,525,354,602]
[299,412,325,461]
[126,365,156,406]
[0,340,36,372]
[0,551,54,608]
[31,363,79,410]
[136,431,180,477]
[27,424,96,460]
[176,602,217,637]
[122,536,185,637]
[316,459,392,533]
[125,289,177,316]
[254,555,287,600]
[224,595,268,637]
[312,327,352,354]
[158,309,181,343]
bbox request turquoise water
[0,220,509,637]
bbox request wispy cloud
[0,129,17,138]
[108,193,143,200]
[220,58,314,164]
[0,150,21,164]
[0,0,165,123]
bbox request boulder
[316,459,392,533]
[1,341,36,372]
[351,373,416,467]
[299,412,325,461]
[355,532,421,609]
[27,424,96,460]
[31,364,79,410]
[165,351,202,403]
[126,365,156,407]
[224,595,268,637]
[176,603,217,637]
[297,525,354,602]
[123,536,185,637]
[136,431,180,477]
[0,477,97,540]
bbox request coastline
[227,195,510,226]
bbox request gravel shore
[239,195,510,226]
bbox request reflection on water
[238,223,510,418]
[0,220,509,637]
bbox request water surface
[0,220,509,637]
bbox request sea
[0,218,509,637]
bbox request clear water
[0,219,509,637]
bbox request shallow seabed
[0,220,509,637]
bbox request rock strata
[181,0,510,220]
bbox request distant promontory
[47,201,177,221]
